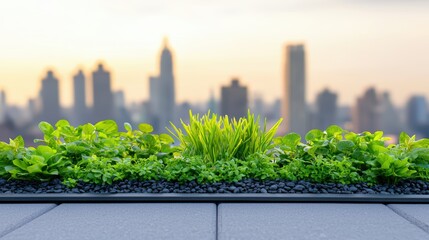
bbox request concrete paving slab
[218,203,429,240]
[1,203,216,240]
[0,204,56,238]
[388,204,429,233]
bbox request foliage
[0,112,429,187]
[274,126,429,184]
[168,110,282,163]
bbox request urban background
[1,1,429,143]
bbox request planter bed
[3,114,429,205]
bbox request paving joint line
[0,204,59,239]
[386,204,429,235]
[215,203,219,240]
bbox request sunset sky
[1,0,429,108]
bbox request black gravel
[1,178,429,194]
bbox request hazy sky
[1,0,429,108]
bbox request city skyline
[1,1,429,108]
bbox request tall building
[315,88,338,129]
[0,89,6,124]
[406,95,429,135]
[207,89,218,114]
[149,39,176,132]
[379,92,402,135]
[73,70,87,124]
[252,93,265,118]
[353,88,380,132]
[92,63,114,122]
[113,90,131,127]
[282,44,306,136]
[40,70,62,124]
[27,98,38,120]
[221,79,248,119]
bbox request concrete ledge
[1,193,429,203]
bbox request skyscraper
[282,44,306,136]
[113,90,132,126]
[353,88,380,132]
[207,89,218,114]
[73,70,87,124]
[40,70,61,124]
[0,89,6,124]
[406,95,429,135]
[149,39,176,131]
[92,63,114,122]
[221,79,248,119]
[315,88,338,129]
[379,92,402,135]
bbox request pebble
[293,185,305,191]
[0,179,428,195]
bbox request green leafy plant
[1,113,429,187]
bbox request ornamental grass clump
[168,111,282,163]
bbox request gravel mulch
[1,178,429,195]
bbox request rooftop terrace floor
[1,200,429,239]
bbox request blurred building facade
[282,44,307,136]
[221,79,248,119]
[73,70,87,124]
[353,88,380,132]
[315,88,338,130]
[148,40,176,132]
[379,92,402,135]
[0,89,6,124]
[406,95,429,137]
[92,64,114,122]
[39,70,62,124]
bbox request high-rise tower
[73,70,87,124]
[221,79,248,119]
[0,89,6,124]
[353,88,380,133]
[149,39,176,132]
[316,88,338,129]
[40,70,61,124]
[282,44,306,136]
[92,63,114,122]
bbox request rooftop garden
[1,111,429,194]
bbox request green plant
[168,110,282,163]
[1,113,429,187]
[273,125,425,185]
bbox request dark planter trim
[1,193,429,203]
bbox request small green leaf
[283,133,301,148]
[13,136,25,148]
[95,120,118,135]
[82,123,96,136]
[305,129,323,142]
[326,125,343,137]
[399,132,410,146]
[124,122,133,132]
[374,131,384,140]
[4,165,15,172]
[337,140,355,152]
[36,145,55,159]
[139,123,154,133]
[39,121,54,135]
[159,134,174,144]
[55,119,70,128]
[142,134,156,145]
[27,164,43,173]
[12,159,28,171]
